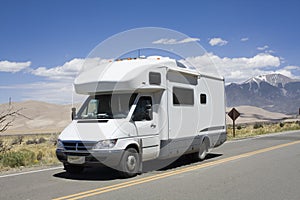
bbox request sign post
[228,108,240,137]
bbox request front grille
[65,152,91,156]
[62,141,96,151]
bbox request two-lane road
[1,130,300,200]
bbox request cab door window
[132,96,153,121]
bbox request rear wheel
[198,141,208,160]
[192,139,208,161]
[119,148,140,178]
[64,164,84,174]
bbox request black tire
[192,139,208,161]
[64,164,84,174]
[119,148,140,178]
[198,140,208,161]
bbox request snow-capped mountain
[244,73,297,87]
[226,74,300,114]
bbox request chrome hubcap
[126,155,136,171]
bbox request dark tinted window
[200,94,207,104]
[173,87,194,105]
[132,96,153,121]
[149,72,161,85]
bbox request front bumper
[56,149,124,167]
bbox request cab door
[132,95,160,161]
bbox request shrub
[38,137,47,144]
[26,139,36,145]
[37,151,43,161]
[1,149,35,168]
[237,125,242,130]
[279,122,285,128]
[0,140,4,151]
[0,140,12,153]
[11,136,24,145]
[253,123,263,129]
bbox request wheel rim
[199,142,207,160]
[126,155,137,171]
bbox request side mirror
[71,107,76,120]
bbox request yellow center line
[53,140,300,200]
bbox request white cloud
[240,37,249,42]
[257,45,269,51]
[265,50,275,54]
[152,37,200,45]
[274,69,295,78]
[283,65,300,70]
[0,81,86,104]
[209,37,228,46]
[18,57,111,103]
[275,65,300,79]
[31,58,109,80]
[0,60,31,73]
[183,52,281,83]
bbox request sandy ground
[0,101,81,135]
[226,105,294,124]
[0,101,297,135]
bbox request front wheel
[119,148,140,178]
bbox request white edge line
[0,166,63,178]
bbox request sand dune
[226,105,291,124]
[0,101,80,134]
[0,101,294,135]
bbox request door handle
[150,124,156,128]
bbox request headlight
[92,139,117,150]
[56,140,64,150]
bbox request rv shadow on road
[53,153,223,181]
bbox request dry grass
[227,121,300,140]
[0,134,60,171]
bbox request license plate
[67,156,85,164]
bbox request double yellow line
[53,140,300,200]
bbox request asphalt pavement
[1,130,300,200]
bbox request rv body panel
[56,56,226,174]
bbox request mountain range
[226,73,300,114]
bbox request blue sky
[1,0,300,104]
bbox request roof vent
[176,61,187,68]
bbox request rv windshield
[77,93,137,119]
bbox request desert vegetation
[227,121,300,140]
[0,104,60,171]
[0,134,59,171]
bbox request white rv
[56,56,226,177]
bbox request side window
[173,87,194,106]
[200,94,207,104]
[81,99,99,119]
[132,96,153,121]
[149,72,161,85]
